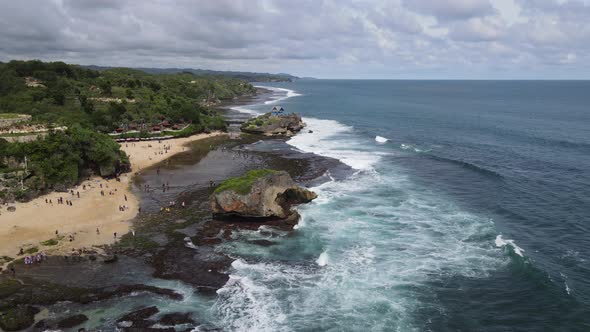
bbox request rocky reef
[240,112,304,137]
[210,169,317,222]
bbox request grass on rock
[214,169,277,195]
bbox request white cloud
[0,0,588,78]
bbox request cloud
[402,0,495,21]
[0,0,588,78]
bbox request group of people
[159,200,186,212]
[154,144,172,157]
[22,251,47,265]
[45,196,74,206]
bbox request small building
[271,106,285,116]
[152,125,161,131]
[162,120,171,128]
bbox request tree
[125,89,134,99]
[98,79,112,95]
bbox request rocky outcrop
[241,112,304,137]
[57,314,89,329]
[210,170,317,220]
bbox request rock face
[241,112,304,137]
[210,170,317,220]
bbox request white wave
[400,143,429,153]
[495,235,525,257]
[215,259,293,331]
[254,86,302,105]
[316,251,329,266]
[375,135,389,144]
[184,237,198,250]
[230,105,260,115]
[287,118,383,170]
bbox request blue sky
[1,0,589,79]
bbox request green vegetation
[0,113,22,119]
[41,238,59,246]
[0,60,253,132]
[241,113,280,131]
[0,305,38,331]
[215,169,278,195]
[86,65,298,82]
[0,256,13,265]
[116,233,159,251]
[0,127,128,198]
[0,60,256,201]
[23,247,38,254]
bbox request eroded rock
[241,112,304,137]
[210,170,316,220]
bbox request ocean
[214,80,590,331]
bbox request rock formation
[210,169,316,221]
[240,112,305,137]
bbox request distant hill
[83,65,299,82]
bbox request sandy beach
[0,132,224,259]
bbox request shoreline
[0,131,224,260]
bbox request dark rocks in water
[210,170,317,220]
[122,328,175,332]
[0,305,39,331]
[248,239,276,246]
[152,245,231,294]
[158,312,196,326]
[117,306,160,330]
[98,284,183,302]
[102,254,118,263]
[57,314,89,329]
[241,112,305,137]
[118,306,159,322]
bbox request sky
[0,0,589,79]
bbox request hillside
[0,60,256,133]
[84,65,298,82]
[0,59,258,202]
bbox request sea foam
[375,135,389,144]
[287,118,383,171]
[495,235,525,257]
[254,86,302,105]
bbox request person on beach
[77,191,80,198]
[96,228,100,235]
[114,232,117,239]
[19,248,24,255]
[124,194,127,201]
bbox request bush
[41,238,59,246]
[24,247,38,254]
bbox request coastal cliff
[210,169,316,221]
